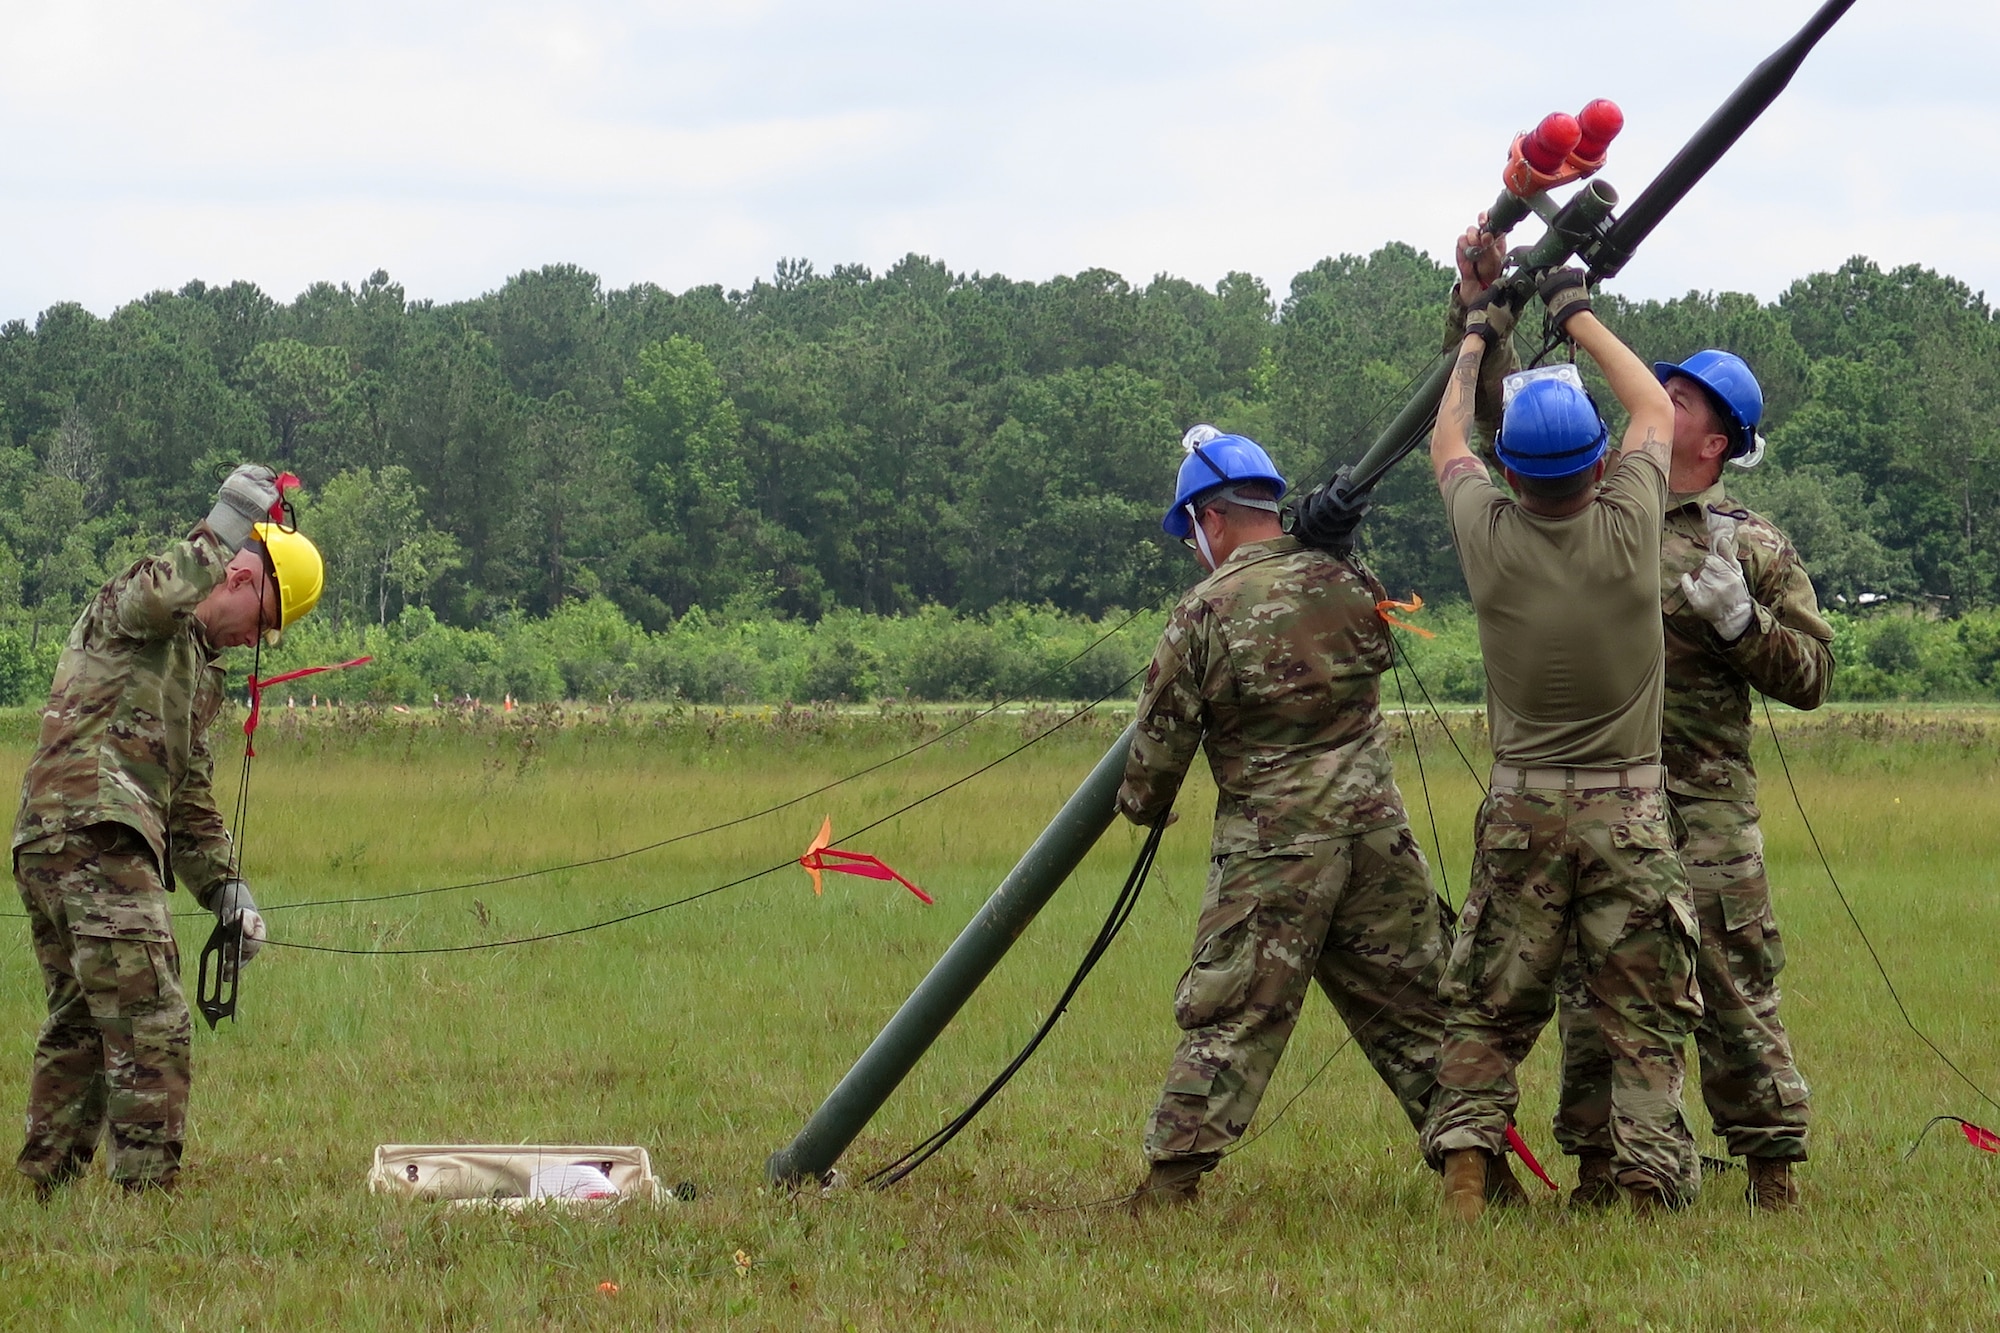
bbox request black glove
[1537,267,1594,332]
[206,465,280,553]
[1462,286,1519,346]
[1289,471,1371,557]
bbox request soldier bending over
[11,467,323,1196]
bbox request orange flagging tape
[244,657,372,755]
[1376,592,1435,639]
[799,817,933,904]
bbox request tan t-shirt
[1445,449,1668,767]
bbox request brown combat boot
[1486,1152,1530,1209]
[1127,1154,1215,1215]
[1441,1149,1488,1223]
[1626,1181,1671,1217]
[1568,1152,1619,1211]
[1746,1157,1799,1212]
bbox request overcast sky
[0,0,1990,322]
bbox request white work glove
[206,465,281,553]
[213,878,267,966]
[1680,511,1755,643]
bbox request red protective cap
[1575,99,1624,160]
[1522,112,1581,174]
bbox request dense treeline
[0,248,1994,665]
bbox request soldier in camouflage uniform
[1421,245,1703,1220]
[11,465,317,1196]
[1555,351,1831,1211]
[1118,426,1459,1211]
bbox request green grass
[0,703,1997,1329]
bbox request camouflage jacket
[1117,535,1407,855]
[1660,482,1834,800]
[10,530,236,908]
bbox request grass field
[0,700,1997,1329]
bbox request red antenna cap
[1575,99,1624,159]
[1522,112,1582,174]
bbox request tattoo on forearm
[1440,345,1483,440]
[1452,345,1482,397]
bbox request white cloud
[0,0,1993,318]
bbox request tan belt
[1490,763,1665,792]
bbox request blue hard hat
[1655,350,1763,458]
[1163,429,1288,537]
[1494,378,1609,480]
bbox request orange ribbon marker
[800,817,934,904]
[243,656,372,755]
[1376,592,1435,639]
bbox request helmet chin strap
[1186,504,1218,571]
[1729,433,1767,469]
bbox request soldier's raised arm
[113,467,282,640]
[1537,269,1673,471]
[1443,219,1517,445]
[111,534,234,641]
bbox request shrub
[137,599,2000,710]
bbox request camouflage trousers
[1556,797,1810,1162]
[13,822,191,1189]
[1144,824,1453,1163]
[1421,785,1704,1202]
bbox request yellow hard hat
[252,523,324,644]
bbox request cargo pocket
[64,890,175,946]
[1773,1065,1810,1108]
[1475,819,1533,892]
[1719,884,1786,982]
[1173,895,1261,1032]
[74,935,182,1029]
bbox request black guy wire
[1906,1115,1998,1161]
[1397,643,1487,791]
[225,634,265,884]
[866,817,1169,1189]
[1388,642,1454,912]
[265,669,1145,957]
[259,603,1162,915]
[1761,697,2000,1122]
[1303,351,1447,490]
